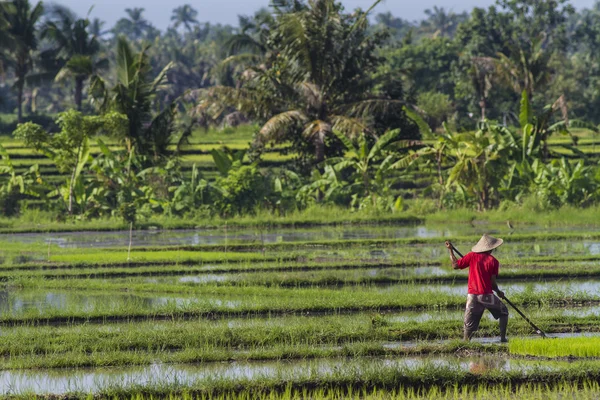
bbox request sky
[53,0,598,30]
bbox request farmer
[445,234,509,342]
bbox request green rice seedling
[510,336,600,358]
[1,276,600,326]
[48,250,273,265]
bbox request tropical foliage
[196,0,417,165]
[0,0,600,222]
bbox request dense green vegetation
[1,0,600,226]
[2,0,600,398]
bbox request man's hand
[496,290,505,299]
[446,241,459,269]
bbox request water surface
[0,355,581,395]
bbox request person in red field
[445,234,509,342]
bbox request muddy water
[0,290,244,316]
[384,331,600,349]
[3,223,598,249]
[0,355,581,395]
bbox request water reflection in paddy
[3,224,598,249]
[0,355,574,395]
[147,266,451,285]
[0,290,244,316]
[377,279,600,296]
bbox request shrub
[215,164,269,216]
[416,91,455,131]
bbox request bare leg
[499,315,508,342]
[464,329,475,341]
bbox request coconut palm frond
[226,33,266,56]
[349,0,383,33]
[277,12,313,77]
[302,119,332,140]
[297,82,323,109]
[218,54,263,72]
[195,86,246,117]
[260,110,309,143]
[340,98,405,120]
[330,115,368,140]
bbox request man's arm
[445,241,460,269]
[491,275,505,298]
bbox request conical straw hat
[471,234,503,253]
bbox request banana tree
[327,129,406,198]
[90,36,175,159]
[13,110,128,216]
[518,90,575,163]
[88,140,158,223]
[210,148,247,176]
[167,164,219,215]
[297,164,348,206]
[531,158,599,208]
[300,128,420,208]
[0,144,45,215]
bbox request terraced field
[1,219,600,398]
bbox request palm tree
[113,8,152,40]
[4,0,44,122]
[151,28,218,100]
[170,5,199,32]
[43,9,108,110]
[493,34,552,99]
[90,36,175,159]
[0,2,14,50]
[470,57,496,121]
[198,0,411,164]
[423,6,465,38]
[89,18,109,38]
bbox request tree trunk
[314,133,325,164]
[16,79,24,123]
[68,142,84,216]
[75,76,84,111]
[479,98,486,122]
[68,165,76,216]
[436,150,444,185]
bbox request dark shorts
[464,294,509,333]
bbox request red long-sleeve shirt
[456,252,499,295]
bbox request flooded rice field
[0,281,599,319]
[2,222,600,396]
[0,355,590,395]
[2,223,599,249]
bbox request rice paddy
[0,215,600,398]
